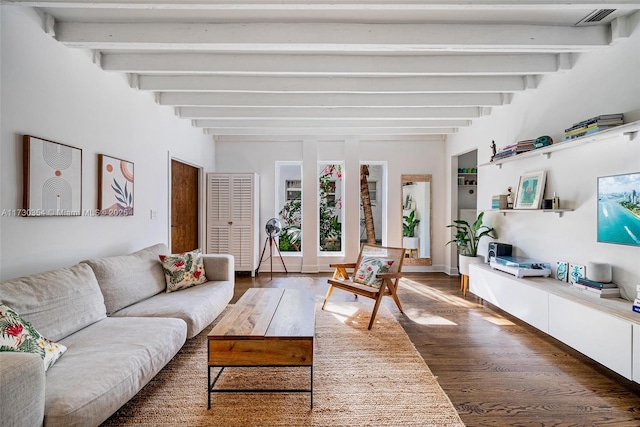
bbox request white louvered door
[207,173,259,276]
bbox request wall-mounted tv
[597,172,640,247]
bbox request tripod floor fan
[258,218,288,279]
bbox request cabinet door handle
[228,221,233,225]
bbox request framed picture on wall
[23,135,82,216]
[597,171,640,247]
[514,170,547,210]
[98,154,134,216]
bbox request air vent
[576,9,616,25]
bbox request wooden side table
[460,274,469,296]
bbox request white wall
[0,7,215,280]
[215,137,446,272]
[446,12,640,298]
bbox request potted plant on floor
[446,211,497,276]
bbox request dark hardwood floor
[235,272,640,426]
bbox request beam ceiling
[4,0,638,139]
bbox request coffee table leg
[310,365,314,409]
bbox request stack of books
[493,139,535,160]
[491,194,508,209]
[633,285,640,313]
[571,277,620,298]
[562,113,624,141]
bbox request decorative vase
[458,254,485,276]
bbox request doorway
[170,159,200,253]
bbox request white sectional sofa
[0,243,234,427]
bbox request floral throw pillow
[352,257,395,288]
[0,304,67,371]
[159,249,207,293]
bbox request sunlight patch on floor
[323,303,360,324]
[399,278,477,308]
[404,307,458,326]
[477,313,515,326]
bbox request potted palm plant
[446,211,497,275]
[402,210,420,251]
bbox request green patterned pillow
[159,249,207,293]
[0,304,67,371]
[352,257,395,288]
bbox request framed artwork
[514,170,547,210]
[98,154,134,216]
[556,261,568,282]
[597,171,640,247]
[23,135,82,217]
[569,263,585,284]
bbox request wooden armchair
[321,243,405,330]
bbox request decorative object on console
[487,242,512,264]
[542,199,553,209]
[23,135,82,217]
[569,263,586,284]
[556,261,569,282]
[98,154,134,216]
[587,261,613,283]
[514,170,547,210]
[597,171,640,247]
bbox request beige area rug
[101,299,465,426]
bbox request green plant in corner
[402,210,421,237]
[445,211,496,256]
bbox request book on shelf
[576,277,618,289]
[633,305,640,314]
[562,125,620,141]
[491,194,508,209]
[564,113,623,133]
[571,283,621,298]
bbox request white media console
[469,263,640,383]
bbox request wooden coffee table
[207,288,316,409]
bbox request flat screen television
[597,171,640,247]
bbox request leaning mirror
[401,174,432,266]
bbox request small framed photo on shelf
[514,170,547,209]
[556,261,568,282]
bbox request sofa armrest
[202,254,235,282]
[0,352,45,426]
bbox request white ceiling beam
[8,1,640,10]
[102,53,560,76]
[177,106,482,119]
[202,127,457,136]
[55,22,610,53]
[138,75,527,93]
[192,118,471,128]
[159,92,508,107]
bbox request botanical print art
[99,154,134,216]
[556,261,569,282]
[569,263,585,285]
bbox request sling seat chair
[322,243,405,330]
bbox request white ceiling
[7,1,640,141]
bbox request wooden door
[171,160,199,253]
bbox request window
[276,162,302,252]
[367,181,377,204]
[360,164,385,245]
[318,163,344,253]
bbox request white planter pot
[458,254,485,276]
[403,236,419,250]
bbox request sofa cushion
[46,317,187,427]
[159,249,207,292]
[111,279,233,339]
[0,263,106,341]
[0,304,67,371]
[83,243,169,315]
